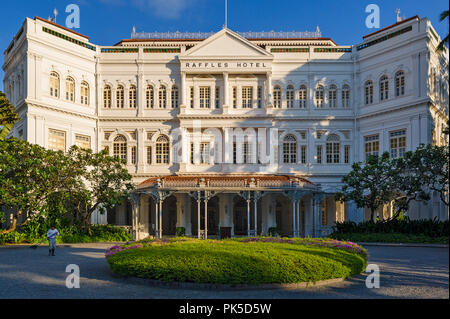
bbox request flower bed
[106,238,367,285]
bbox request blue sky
[1,0,448,91]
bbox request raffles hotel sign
[180,60,272,73]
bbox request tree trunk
[0,216,17,235]
[370,209,375,222]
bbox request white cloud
[131,0,196,19]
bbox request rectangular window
[243,142,252,164]
[200,143,210,164]
[301,145,307,164]
[199,87,211,108]
[131,146,137,165]
[190,143,194,164]
[215,87,220,109]
[232,87,237,108]
[147,147,152,165]
[326,142,340,164]
[75,134,91,150]
[190,87,194,108]
[344,145,350,164]
[364,135,380,160]
[316,145,322,164]
[242,87,253,108]
[257,86,262,108]
[48,129,66,152]
[390,130,406,158]
[233,142,237,164]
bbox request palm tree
[437,10,449,52]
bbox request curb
[0,242,126,249]
[357,242,449,248]
[109,271,348,291]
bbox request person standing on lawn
[47,225,60,256]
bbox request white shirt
[47,229,60,239]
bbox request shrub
[0,224,131,244]
[176,227,186,237]
[333,218,449,238]
[267,227,278,237]
[106,238,367,285]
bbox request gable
[183,29,272,58]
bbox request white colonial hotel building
[3,15,449,240]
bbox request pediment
[182,28,273,58]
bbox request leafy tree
[336,153,397,221]
[0,91,19,140]
[0,139,75,234]
[437,10,449,52]
[390,150,432,219]
[398,144,449,207]
[66,147,134,233]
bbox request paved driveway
[0,243,448,299]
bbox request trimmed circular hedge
[106,238,367,285]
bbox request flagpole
[225,0,227,28]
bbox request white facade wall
[3,16,449,223]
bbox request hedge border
[109,270,352,291]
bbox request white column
[154,201,159,238]
[138,72,144,116]
[292,200,297,238]
[175,193,185,230]
[252,85,258,109]
[181,72,187,106]
[223,72,229,107]
[254,198,258,236]
[247,199,251,237]
[266,72,273,107]
[197,198,201,239]
[137,128,145,173]
[205,198,209,239]
[159,200,163,239]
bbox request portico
[129,174,343,241]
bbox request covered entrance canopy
[131,174,331,240]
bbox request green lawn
[106,238,367,285]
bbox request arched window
[315,85,324,108]
[342,85,350,108]
[156,135,170,164]
[380,75,389,101]
[395,71,405,97]
[326,134,340,164]
[113,135,127,163]
[117,85,124,108]
[171,85,179,108]
[299,85,307,108]
[365,81,374,105]
[282,135,297,164]
[103,85,112,108]
[146,85,154,109]
[159,86,167,108]
[328,85,337,108]
[273,86,282,108]
[81,81,89,105]
[286,85,295,108]
[129,85,137,108]
[65,77,75,102]
[50,72,60,98]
